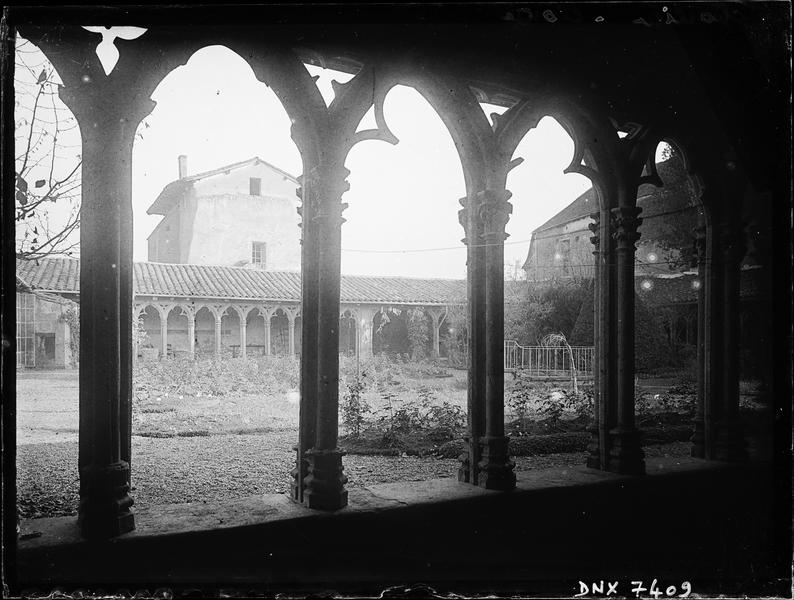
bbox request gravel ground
[17,433,691,519]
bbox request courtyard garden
[17,354,769,520]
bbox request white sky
[20,39,607,279]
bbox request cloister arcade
[134,299,451,360]
[3,4,789,594]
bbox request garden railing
[503,341,595,379]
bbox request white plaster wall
[193,162,297,199]
[186,193,300,269]
[147,162,300,268]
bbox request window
[252,241,267,268]
[249,177,262,196]
[16,292,35,367]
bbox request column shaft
[160,311,168,359]
[239,313,247,359]
[478,189,516,490]
[431,312,441,359]
[358,307,375,358]
[188,315,195,361]
[71,100,151,539]
[215,315,222,355]
[288,314,296,357]
[295,177,319,504]
[715,226,747,461]
[263,314,271,356]
[608,206,645,475]
[458,195,485,485]
[299,164,348,510]
[316,211,341,450]
[586,212,602,469]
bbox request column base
[302,448,348,510]
[477,436,516,491]
[457,452,471,483]
[607,428,645,476]
[457,436,475,484]
[714,418,747,462]
[290,444,306,503]
[78,461,134,539]
[585,421,601,469]
[690,417,705,458]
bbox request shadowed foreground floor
[16,457,786,598]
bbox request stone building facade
[147,156,302,270]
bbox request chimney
[178,155,188,179]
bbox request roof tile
[16,258,465,305]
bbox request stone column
[187,311,196,361]
[214,312,223,356]
[691,224,708,458]
[159,307,169,360]
[58,66,156,540]
[296,162,349,510]
[287,310,297,357]
[239,310,247,359]
[294,175,318,504]
[429,309,442,359]
[714,225,747,461]
[263,309,272,356]
[478,189,516,490]
[608,206,645,475]
[586,212,602,469]
[357,306,376,358]
[458,194,486,485]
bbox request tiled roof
[147,156,298,216]
[16,258,465,306]
[532,159,684,234]
[532,187,596,234]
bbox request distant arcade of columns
[15,20,759,539]
[134,301,450,360]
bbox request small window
[249,177,262,196]
[252,241,266,268]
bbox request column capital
[476,189,513,240]
[458,196,470,243]
[611,205,643,248]
[301,162,351,227]
[588,211,601,253]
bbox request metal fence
[504,340,594,379]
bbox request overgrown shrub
[506,279,591,346]
[406,308,431,361]
[133,354,299,401]
[537,387,594,426]
[507,371,537,428]
[437,424,692,459]
[340,377,370,437]
[437,432,590,459]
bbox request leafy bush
[436,432,590,459]
[437,425,692,459]
[406,307,431,361]
[340,377,370,437]
[537,387,594,427]
[507,371,538,429]
[133,354,299,401]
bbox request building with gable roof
[147,156,302,270]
